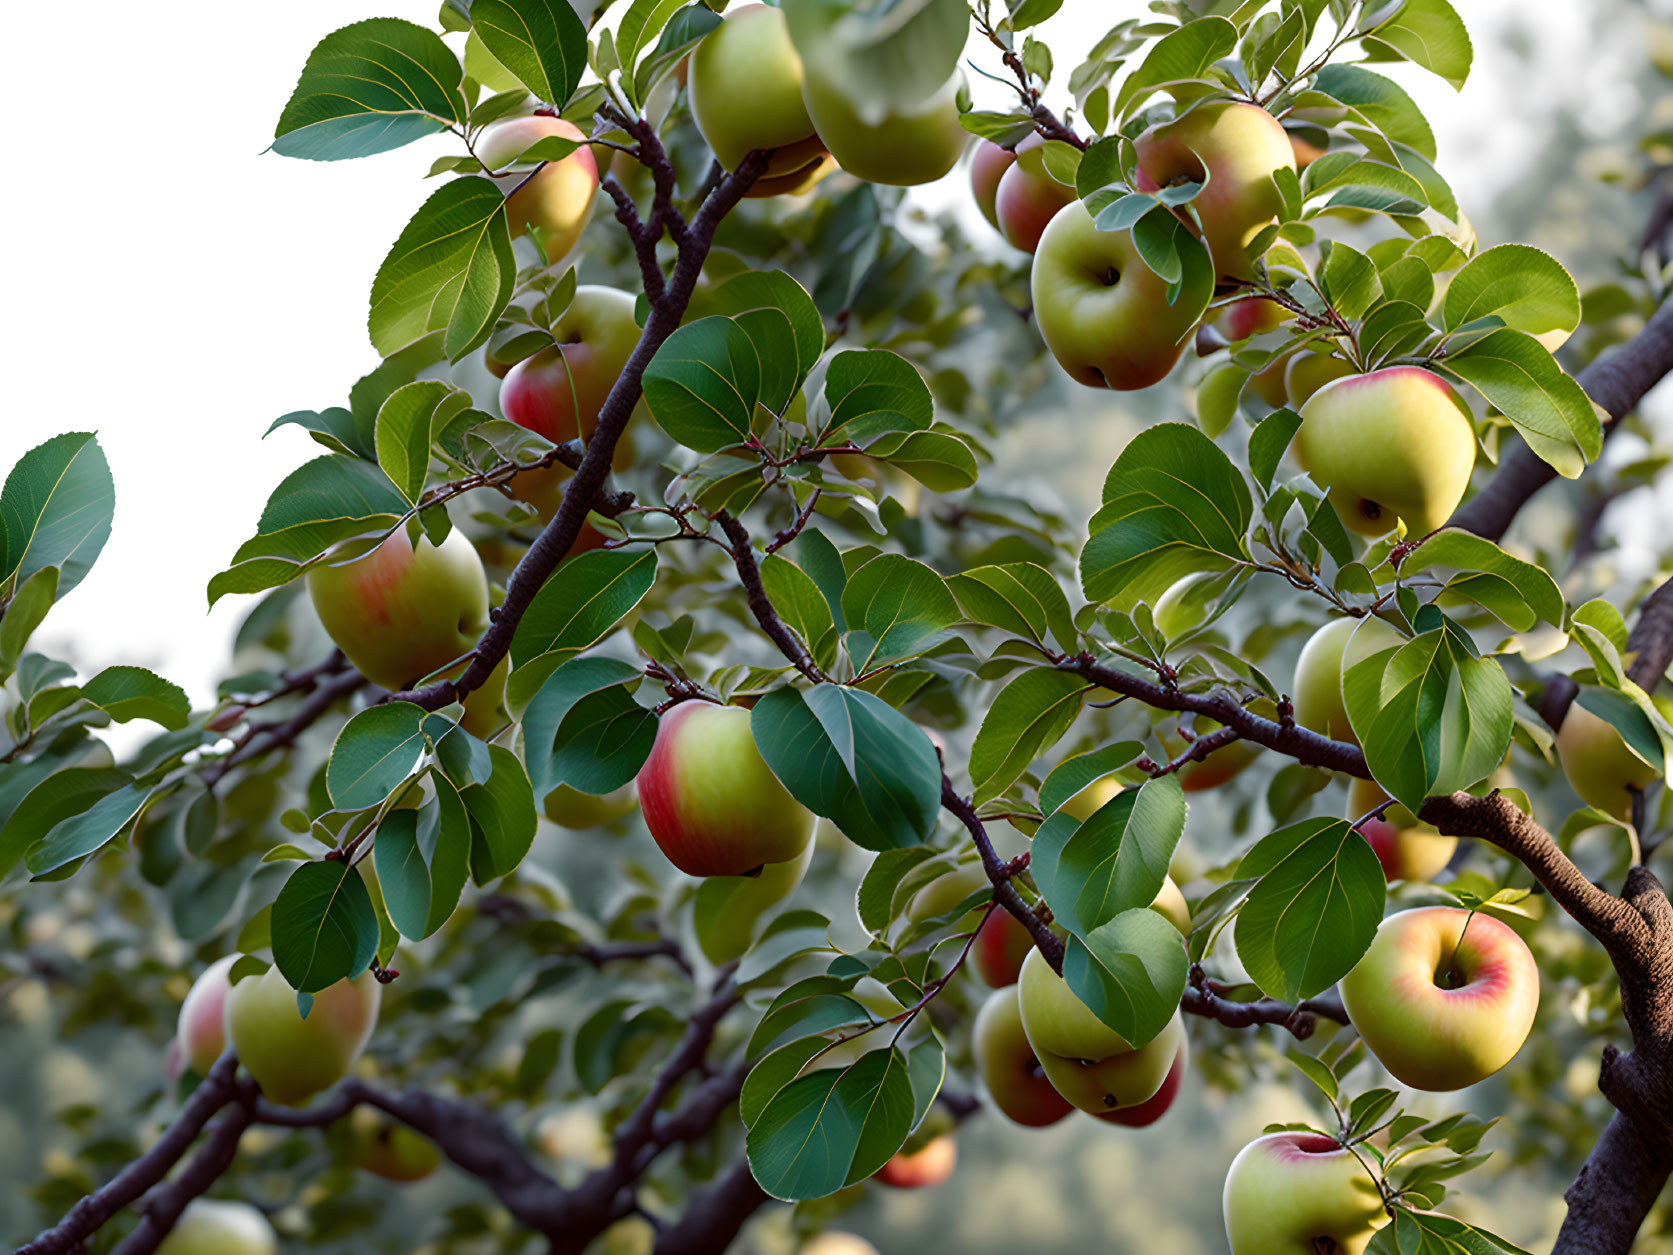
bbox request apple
[994,135,1078,253]
[307,525,489,691]
[905,860,989,925]
[476,115,598,257]
[1292,616,1405,746]
[224,965,382,1107]
[499,285,641,519]
[635,702,814,877]
[695,840,815,964]
[1296,367,1477,538]
[970,140,1016,228]
[1060,773,1123,822]
[803,71,966,187]
[1223,1131,1387,1255]
[1283,351,1355,407]
[1030,200,1214,390]
[1134,102,1296,280]
[1149,875,1192,936]
[1094,1041,1187,1127]
[972,907,1033,988]
[535,1106,608,1167]
[1556,700,1660,821]
[1248,351,1295,409]
[972,985,1074,1127]
[1338,906,1539,1091]
[875,1133,956,1187]
[1216,298,1291,342]
[177,955,236,1077]
[458,655,508,740]
[687,4,831,195]
[800,1235,880,1255]
[155,1199,278,1255]
[1289,132,1328,171]
[1016,948,1185,1114]
[1346,776,1457,883]
[543,782,639,829]
[347,1107,442,1181]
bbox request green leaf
[1061,910,1190,1047]
[1439,329,1601,479]
[0,767,131,880]
[1402,531,1564,631]
[374,799,470,940]
[273,19,465,160]
[0,566,58,682]
[1081,423,1252,610]
[761,555,839,675]
[1311,65,1435,160]
[81,667,190,730]
[471,0,589,108]
[1442,245,1580,345]
[1031,776,1185,937]
[1037,743,1144,816]
[1111,17,1238,120]
[642,317,762,453]
[856,847,941,936]
[25,781,152,877]
[823,351,934,443]
[968,668,1087,804]
[1234,817,1385,1001]
[369,177,516,360]
[1249,409,1303,494]
[507,550,658,702]
[522,657,653,798]
[376,381,479,505]
[840,554,960,673]
[708,271,825,414]
[271,860,379,994]
[632,5,722,99]
[862,429,980,492]
[1362,0,1473,90]
[616,0,693,75]
[462,743,538,884]
[948,563,1075,654]
[327,703,428,811]
[1,432,114,600]
[750,687,941,852]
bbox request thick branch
[112,1099,257,1255]
[1448,300,1673,541]
[1556,1110,1673,1255]
[1626,575,1673,690]
[1181,966,1347,1040]
[651,1157,768,1255]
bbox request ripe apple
[687,4,831,195]
[347,1107,443,1181]
[1223,1131,1387,1255]
[1292,616,1405,746]
[1135,102,1296,280]
[994,135,1078,253]
[972,985,1074,1127]
[1016,948,1185,1114]
[307,525,489,691]
[970,140,1016,228]
[1216,298,1291,342]
[543,782,639,829]
[803,71,966,187]
[636,702,814,877]
[1093,1041,1187,1127]
[1296,367,1477,538]
[177,955,236,1076]
[155,1200,278,1255]
[1030,201,1214,389]
[1338,906,1539,1091]
[1556,701,1661,821]
[1346,776,1457,883]
[499,285,641,519]
[224,965,382,1107]
[972,907,1033,988]
[1283,351,1355,406]
[875,1133,956,1187]
[695,840,815,964]
[476,116,598,257]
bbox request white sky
[0,1,1655,705]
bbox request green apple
[694,840,815,963]
[1093,1041,1186,1127]
[1030,200,1214,390]
[687,3,831,193]
[804,71,966,187]
[1296,367,1477,537]
[1135,101,1296,280]
[499,285,641,519]
[874,1133,957,1187]
[1060,772,1123,822]
[1283,351,1355,407]
[1149,875,1192,936]
[970,140,1016,229]
[1556,700,1661,821]
[476,115,599,257]
[346,1107,443,1181]
[156,1200,278,1255]
[177,955,236,1077]
[1292,616,1405,746]
[636,702,814,877]
[1338,906,1539,1091]
[1223,1131,1386,1255]
[307,525,489,691]
[1346,776,1457,883]
[994,135,1078,253]
[972,907,1032,988]
[905,860,988,925]
[1016,948,1184,1114]
[543,782,639,829]
[224,965,382,1107]
[972,985,1074,1127]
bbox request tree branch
[1180,966,1348,1040]
[111,1098,258,1255]
[203,665,370,787]
[713,511,829,683]
[650,1157,767,1255]
[940,775,1065,972]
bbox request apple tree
[9,1,1673,1253]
